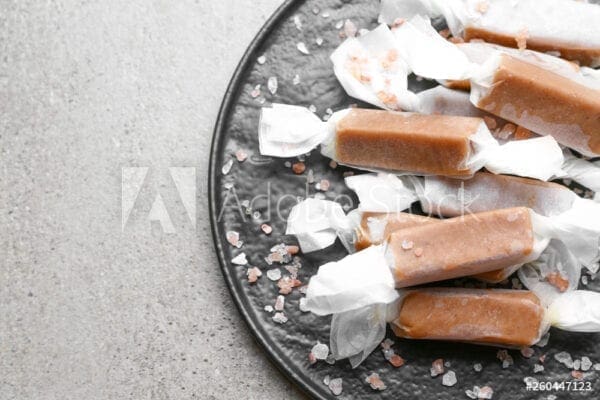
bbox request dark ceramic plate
[209,1,600,398]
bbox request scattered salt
[478,385,493,399]
[401,239,414,250]
[308,104,317,113]
[293,74,301,85]
[272,312,288,324]
[321,12,330,18]
[312,343,329,360]
[535,333,550,347]
[312,7,319,15]
[231,253,247,266]
[235,149,248,162]
[323,375,330,385]
[473,363,483,372]
[293,15,302,30]
[222,159,233,175]
[335,20,344,29]
[226,231,242,248]
[389,354,404,368]
[431,358,445,377]
[593,363,600,371]
[299,297,309,312]
[365,373,386,391]
[581,356,592,371]
[275,295,285,311]
[247,267,262,283]
[297,42,310,55]
[381,339,394,350]
[441,371,457,386]
[267,76,278,95]
[344,19,357,38]
[250,84,261,98]
[264,305,273,313]
[328,378,343,396]
[573,359,581,370]
[554,351,574,368]
[261,224,272,235]
[533,364,545,373]
[257,55,266,64]
[267,268,282,281]
[520,347,534,358]
[315,37,323,46]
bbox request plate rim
[208,1,328,399]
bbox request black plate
[209,1,600,398]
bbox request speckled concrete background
[1,1,307,399]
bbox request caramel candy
[335,109,484,176]
[386,208,534,287]
[474,54,600,156]
[391,288,545,347]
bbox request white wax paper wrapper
[331,23,418,111]
[562,151,600,195]
[379,0,600,67]
[345,173,417,213]
[305,245,399,316]
[286,198,353,253]
[330,302,399,367]
[518,239,581,302]
[547,291,600,332]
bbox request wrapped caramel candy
[347,173,600,267]
[308,285,600,367]
[379,0,600,66]
[259,105,565,180]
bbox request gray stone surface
[1,1,307,399]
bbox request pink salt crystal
[414,247,424,257]
[308,352,317,365]
[318,179,330,191]
[344,19,357,38]
[478,385,494,399]
[246,267,262,283]
[365,373,386,391]
[389,354,405,368]
[250,84,261,98]
[381,338,394,350]
[328,378,343,396]
[286,245,300,255]
[272,312,288,324]
[235,149,248,162]
[571,370,584,380]
[261,223,273,235]
[329,160,338,169]
[226,231,241,247]
[277,276,301,294]
[520,347,534,359]
[431,358,445,377]
[275,295,285,311]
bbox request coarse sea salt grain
[257,55,266,64]
[316,37,323,46]
[231,253,247,266]
[247,267,262,283]
[365,373,386,391]
[267,76,278,95]
[581,356,593,371]
[275,295,285,311]
[272,312,288,324]
[441,371,457,386]
[533,364,545,373]
[222,159,233,175]
[293,74,301,85]
[267,268,282,281]
[554,351,574,368]
[264,305,273,313]
[299,297,309,312]
[431,358,445,377]
[312,343,329,360]
[478,386,493,399]
[293,15,302,30]
[297,42,310,55]
[328,378,343,396]
[226,231,241,248]
[473,363,483,372]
